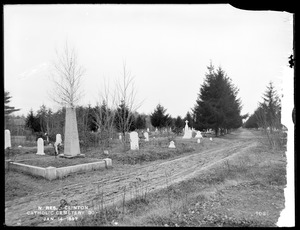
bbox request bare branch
[49,42,85,107]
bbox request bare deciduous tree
[94,62,144,151]
[49,42,85,107]
[94,78,117,149]
[114,62,144,149]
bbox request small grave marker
[195,131,202,138]
[130,131,139,150]
[36,138,45,155]
[144,132,149,141]
[168,141,176,148]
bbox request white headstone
[5,129,11,149]
[195,131,202,138]
[197,139,200,144]
[155,128,158,133]
[36,138,45,155]
[130,131,139,150]
[55,134,62,145]
[182,121,192,139]
[147,128,150,132]
[210,137,212,141]
[119,133,122,140]
[169,141,176,148]
[144,132,149,141]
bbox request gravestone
[169,141,176,148]
[155,128,158,133]
[195,131,202,138]
[119,133,122,140]
[45,133,49,143]
[130,131,139,150]
[144,132,149,141]
[182,120,192,139]
[36,138,45,155]
[210,137,213,141]
[54,134,63,156]
[5,129,11,149]
[63,107,81,157]
[147,128,150,132]
[197,139,200,144]
[55,134,62,145]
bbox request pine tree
[174,116,185,134]
[5,91,20,128]
[257,82,281,131]
[244,112,259,129]
[135,114,146,130]
[193,63,243,136]
[5,91,20,115]
[25,109,41,133]
[150,104,170,129]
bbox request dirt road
[5,129,258,226]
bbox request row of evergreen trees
[7,62,245,140]
[23,63,244,138]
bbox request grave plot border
[5,158,112,180]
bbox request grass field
[68,134,286,227]
[5,129,287,227]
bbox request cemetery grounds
[5,128,287,227]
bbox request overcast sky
[4,4,293,118]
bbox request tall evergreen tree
[193,63,243,136]
[5,91,20,128]
[25,109,41,133]
[36,104,50,134]
[135,114,146,130]
[254,82,281,131]
[150,104,170,129]
[258,82,281,130]
[5,91,20,116]
[244,112,259,129]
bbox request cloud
[18,62,50,80]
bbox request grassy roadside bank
[67,136,286,227]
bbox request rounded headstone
[36,138,45,155]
